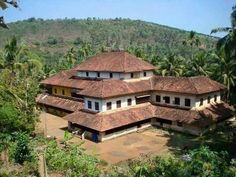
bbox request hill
[0,18,217,59]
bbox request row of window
[87,98,133,111]
[87,101,100,111]
[199,95,218,106]
[85,72,147,78]
[106,98,132,110]
[155,95,191,107]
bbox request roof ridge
[188,77,199,94]
[123,52,126,72]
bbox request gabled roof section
[152,76,225,95]
[75,51,156,72]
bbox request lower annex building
[36,51,235,142]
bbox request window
[110,73,113,78]
[127,98,132,106]
[174,97,180,105]
[95,102,99,111]
[207,96,211,103]
[185,98,191,107]
[54,88,57,94]
[214,95,217,102]
[86,72,89,77]
[156,95,161,102]
[97,72,100,78]
[144,72,147,77]
[131,73,134,78]
[62,90,65,95]
[106,102,112,110]
[200,98,203,106]
[88,101,92,109]
[116,100,121,108]
[163,96,170,104]
[177,121,183,127]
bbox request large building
[36,51,235,142]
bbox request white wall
[84,95,136,112]
[151,91,222,110]
[101,95,136,112]
[78,71,122,79]
[84,97,103,112]
[195,92,221,108]
[78,70,153,80]
[151,91,196,109]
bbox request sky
[2,0,235,37]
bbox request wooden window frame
[207,96,211,103]
[106,102,112,110]
[174,97,180,105]
[200,98,203,106]
[127,98,132,106]
[185,98,191,107]
[130,73,134,78]
[88,100,92,109]
[110,73,113,78]
[95,102,99,111]
[156,95,161,102]
[144,71,147,77]
[116,100,121,108]
[163,96,170,104]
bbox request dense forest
[0,1,236,176]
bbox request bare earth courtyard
[37,112,174,164]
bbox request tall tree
[211,5,236,104]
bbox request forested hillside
[0,18,216,57]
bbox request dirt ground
[37,112,172,164]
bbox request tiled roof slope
[63,103,155,132]
[63,103,234,132]
[152,76,225,95]
[79,79,152,98]
[75,51,156,72]
[36,94,83,112]
[41,68,98,90]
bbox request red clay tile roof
[41,68,99,90]
[79,79,152,98]
[36,94,83,112]
[152,76,225,95]
[75,51,156,72]
[63,103,155,132]
[63,103,234,132]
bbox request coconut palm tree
[211,5,236,60]
[158,54,185,77]
[183,31,201,61]
[211,5,236,104]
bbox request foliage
[0,0,18,29]
[46,140,100,177]
[13,133,34,164]
[108,146,236,177]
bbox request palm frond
[211,27,232,34]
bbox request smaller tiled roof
[75,51,156,72]
[62,103,234,132]
[63,103,155,132]
[152,76,225,95]
[79,79,152,98]
[41,68,98,90]
[36,94,83,112]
